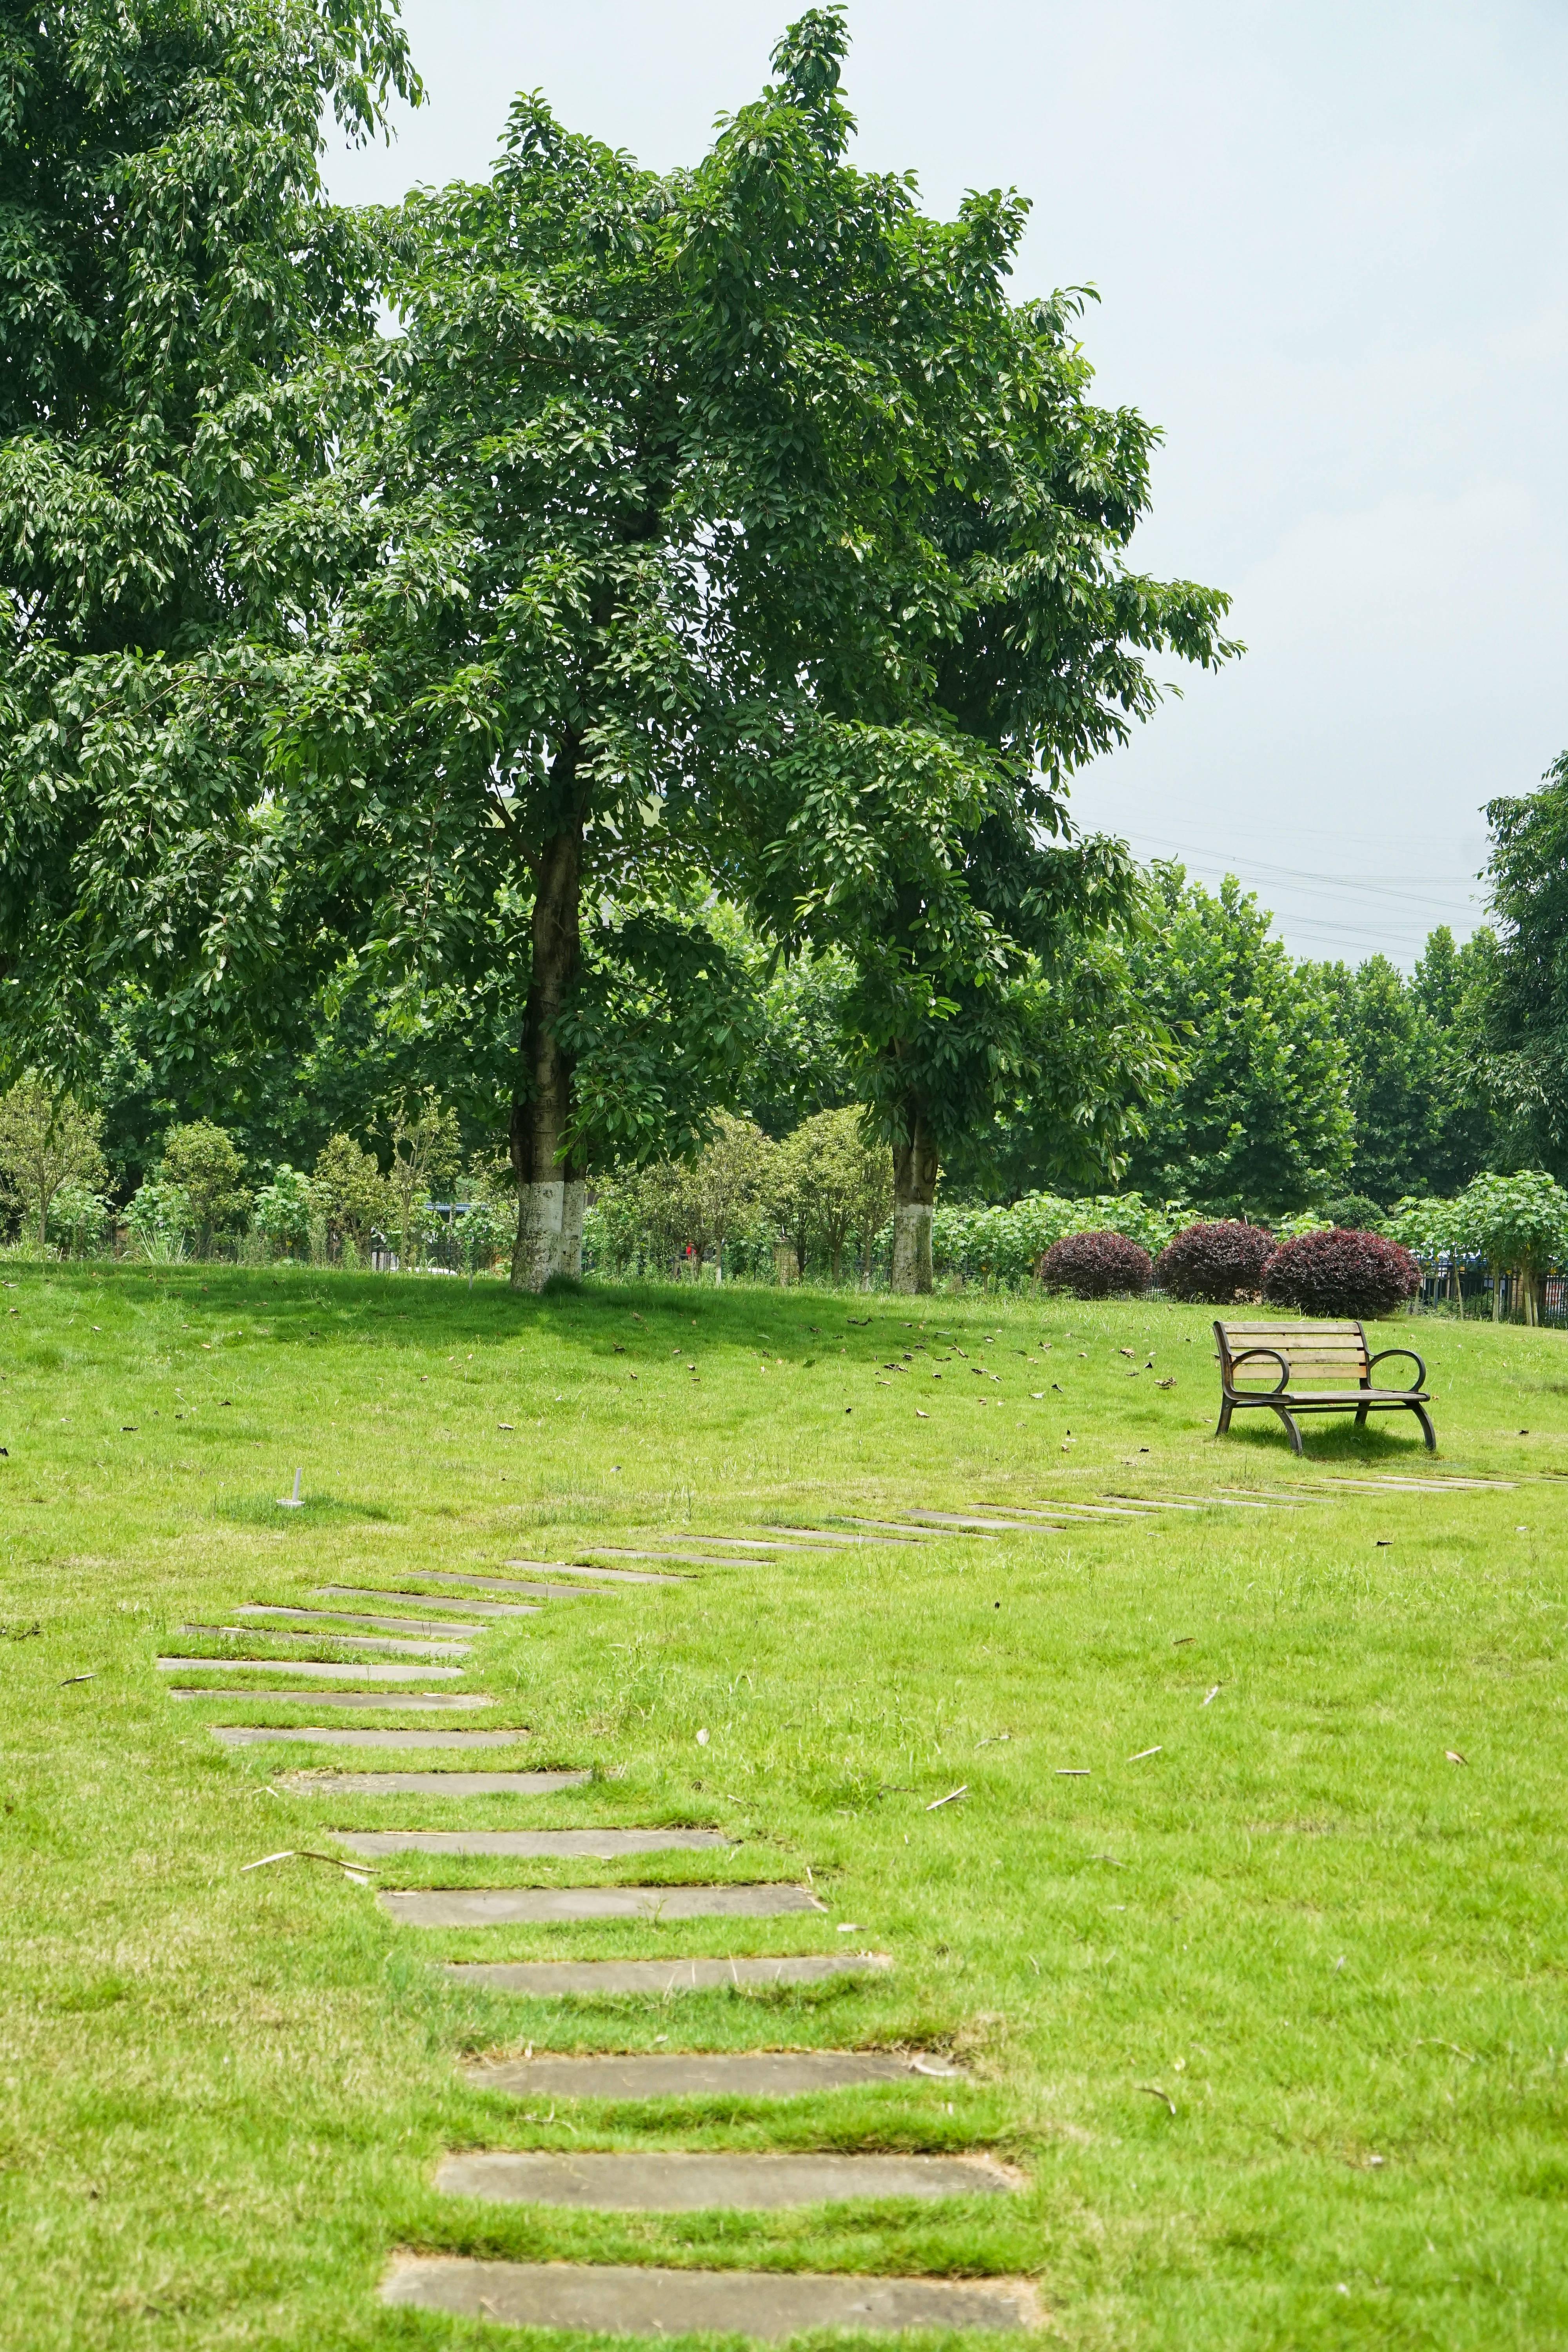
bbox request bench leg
[1412,1402,1436,1451]
[1273,1405,1304,1456]
[1354,1401,1369,1429]
[1215,1396,1234,1438]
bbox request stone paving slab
[157,1656,464,1681]
[959,1501,1124,1521]
[212,1726,517,1748]
[170,1689,491,1708]
[581,1551,752,1570]
[903,1511,1055,1532]
[766,1527,939,1549]
[285,1769,591,1792]
[180,1623,471,1657]
[497,1562,691,1587]
[591,1538,824,1558]
[840,1517,997,1540]
[449,1955,892,1994]
[316,1585,549,1613]
[436,2149,1018,2210]
[241,1604,488,1635]
[466,2050,957,2099]
[383,1884,823,1926]
[338,1828,733,1858]
[381,2256,1039,2336]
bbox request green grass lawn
[2,1261,1566,2350]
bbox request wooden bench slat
[1221,1321,1364,1332]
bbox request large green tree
[1122,865,1353,1215]
[220,7,1228,1290]
[0,0,419,1083]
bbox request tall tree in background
[1414,923,1504,1190]
[1315,931,1503,1203]
[1319,953,1437,1205]
[1122,866,1352,1215]
[1482,750,1568,1178]
[0,0,419,1080]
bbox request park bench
[1213,1319,1434,1455]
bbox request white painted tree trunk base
[561,1181,585,1279]
[513,1181,584,1292]
[889,1201,934,1294]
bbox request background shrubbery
[1154,1220,1276,1303]
[1038,1229,1153,1298]
[1263,1227,1421,1319]
[4,1060,1568,1323]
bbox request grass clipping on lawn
[0,1261,1563,2349]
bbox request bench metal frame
[1213,1319,1435,1456]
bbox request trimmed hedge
[1154,1220,1275,1303]
[1038,1229,1152,1299]
[1262,1226,1420,1319]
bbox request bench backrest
[1215,1319,1370,1390]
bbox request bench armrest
[1367,1345,1426,1392]
[1226,1346,1290,1394]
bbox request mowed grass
[2,1261,1566,2352]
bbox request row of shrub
[0,1082,518,1271]
[1039,1220,1421,1320]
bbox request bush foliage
[1154,1219,1275,1303]
[1262,1227,1420,1319]
[1038,1228,1152,1298]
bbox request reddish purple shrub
[1154,1220,1275,1303]
[1262,1227,1420,1319]
[1038,1229,1152,1298]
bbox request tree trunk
[890,1100,938,1294]
[511,818,584,1292]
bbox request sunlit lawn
[2,1260,1565,2350]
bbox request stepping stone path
[182,1622,471,1657]
[186,1519,1042,2332]
[450,1955,891,1994]
[466,2049,954,2097]
[290,1770,590,1793]
[381,1883,821,1925]
[314,1584,549,1613]
[170,1688,490,1708]
[336,1828,732,1858]
[238,1604,489,1635]
[157,1656,465,1681]
[213,1726,520,1748]
[381,2258,1038,2336]
[436,2148,1017,2210]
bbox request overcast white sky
[323,1,1568,969]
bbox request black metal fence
[1416,1255,1568,1327]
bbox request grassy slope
[1,1262,1565,2351]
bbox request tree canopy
[0,0,419,1081]
[1122,866,1353,1216]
